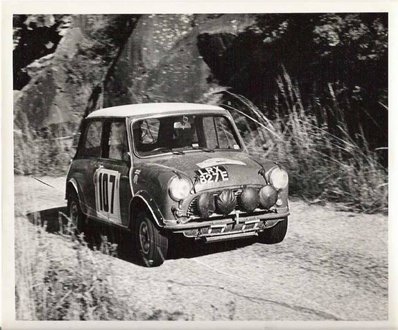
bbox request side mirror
[122,152,131,165]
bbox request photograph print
[11,12,388,322]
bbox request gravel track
[14,175,388,320]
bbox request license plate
[195,165,229,183]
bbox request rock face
[13,14,256,174]
[14,15,138,133]
[104,14,255,106]
[14,15,138,174]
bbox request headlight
[168,176,192,201]
[269,167,289,190]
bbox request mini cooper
[66,103,290,266]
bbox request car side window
[78,120,102,158]
[107,121,128,161]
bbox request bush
[222,72,387,214]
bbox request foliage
[15,216,190,320]
[13,15,71,89]
[223,72,387,214]
[201,13,388,157]
[312,14,388,61]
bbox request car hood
[141,151,276,192]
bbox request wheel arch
[129,192,164,230]
[66,179,87,214]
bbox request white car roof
[86,103,226,119]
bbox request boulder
[14,15,138,133]
[14,15,138,174]
[104,14,256,106]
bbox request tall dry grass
[15,215,189,320]
[15,216,129,320]
[14,117,76,176]
[222,72,387,214]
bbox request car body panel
[95,159,131,227]
[130,151,283,222]
[67,158,99,218]
[86,103,225,119]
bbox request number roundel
[96,169,121,224]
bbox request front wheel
[258,217,288,244]
[134,211,168,267]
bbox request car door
[73,119,104,219]
[94,118,131,227]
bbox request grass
[221,71,388,214]
[15,214,190,320]
[15,215,127,320]
[14,118,75,176]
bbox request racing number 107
[98,172,116,214]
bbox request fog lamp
[197,192,215,218]
[215,190,237,215]
[168,176,191,201]
[259,185,278,209]
[239,187,259,213]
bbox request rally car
[66,103,289,266]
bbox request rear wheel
[67,191,86,235]
[134,211,168,267]
[258,217,288,244]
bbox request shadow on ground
[26,207,258,266]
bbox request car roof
[86,103,227,119]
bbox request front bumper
[163,210,289,242]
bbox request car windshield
[132,114,241,156]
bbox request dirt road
[14,176,388,320]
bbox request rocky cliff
[13,14,258,174]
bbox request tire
[134,211,168,267]
[67,191,86,235]
[258,217,288,244]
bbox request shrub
[222,73,387,214]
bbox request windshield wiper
[146,147,184,155]
[195,147,214,152]
[171,149,185,155]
